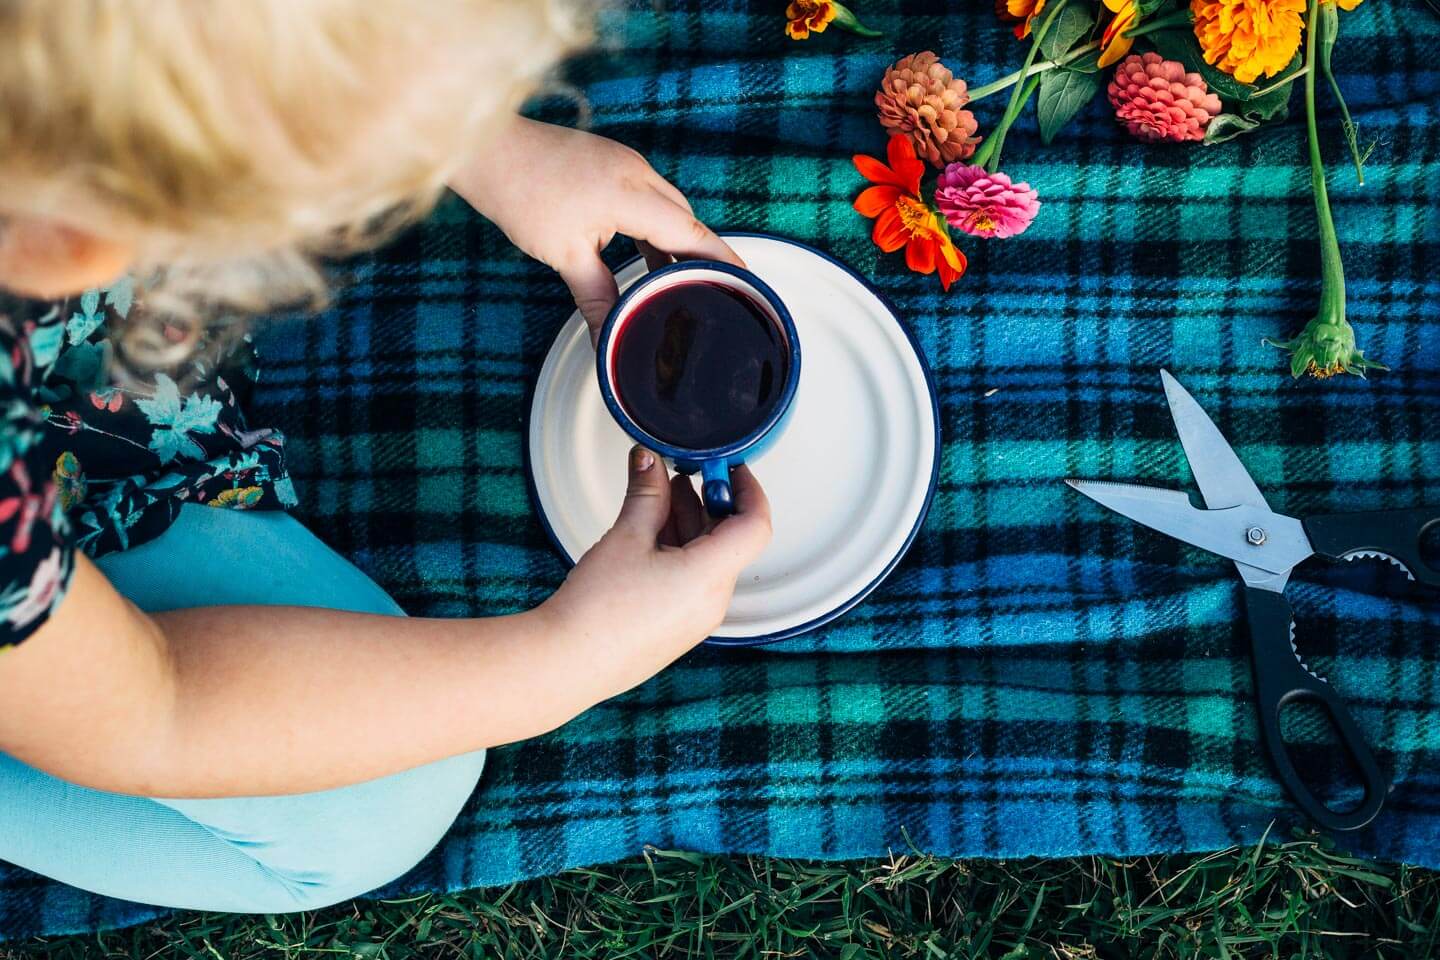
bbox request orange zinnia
[853,135,966,290]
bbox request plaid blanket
[5,0,1439,940]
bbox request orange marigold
[786,0,836,40]
[1191,0,1307,84]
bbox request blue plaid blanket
[4,0,1438,940]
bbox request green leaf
[1148,27,1298,121]
[1040,4,1094,61]
[1036,67,1103,145]
[1202,107,1288,144]
[1062,49,1103,74]
[1136,0,1177,15]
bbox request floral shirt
[0,281,296,648]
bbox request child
[0,0,770,912]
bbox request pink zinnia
[1108,53,1223,143]
[933,164,1040,239]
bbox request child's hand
[539,446,771,699]
[450,118,745,338]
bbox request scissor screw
[1246,526,1267,546]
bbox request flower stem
[978,0,1070,173]
[1126,10,1194,38]
[1304,0,1345,325]
[1263,0,1381,377]
[967,10,1195,105]
[1316,2,1367,185]
[968,38,1097,103]
[1252,66,1309,100]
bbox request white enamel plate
[526,233,940,645]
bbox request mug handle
[700,460,734,517]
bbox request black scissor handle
[1242,587,1389,832]
[1304,508,1440,589]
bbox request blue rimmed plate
[526,233,940,646]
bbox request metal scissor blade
[1160,370,1270,511]
[1065,479,1313,576]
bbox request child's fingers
[635,238,672,272]
[620,190,745,270]
[688,465,772,571]
[612,446,671,544]
[648,172,691,211]
[558,255,620,344]
[647,178,738,263]
[657,468,684,546]
[646,178,747,269]
[657,510,681,549]
[669,473,705,544]
[726,464,771,532]
[647,174,694,214]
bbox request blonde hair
[0,0,583,363]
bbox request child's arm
[449,117,743,335]
[0,450,769,798]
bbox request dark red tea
[612,281,788,449]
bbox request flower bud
[1265,312,1386,380]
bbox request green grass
[7,832,1438,959]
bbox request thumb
[612,445,670,541]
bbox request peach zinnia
[853,135,967,290]
[875,51,981,168]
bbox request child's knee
[278,748,487,910]
[169,748,486,913]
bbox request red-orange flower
[996,0,1046,39]
[853,135,966,290]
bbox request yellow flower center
[895,196,936,237]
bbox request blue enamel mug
[596,260,801,517]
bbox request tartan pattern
[4,0,1438,939]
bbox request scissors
[1067,371,1440,831]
